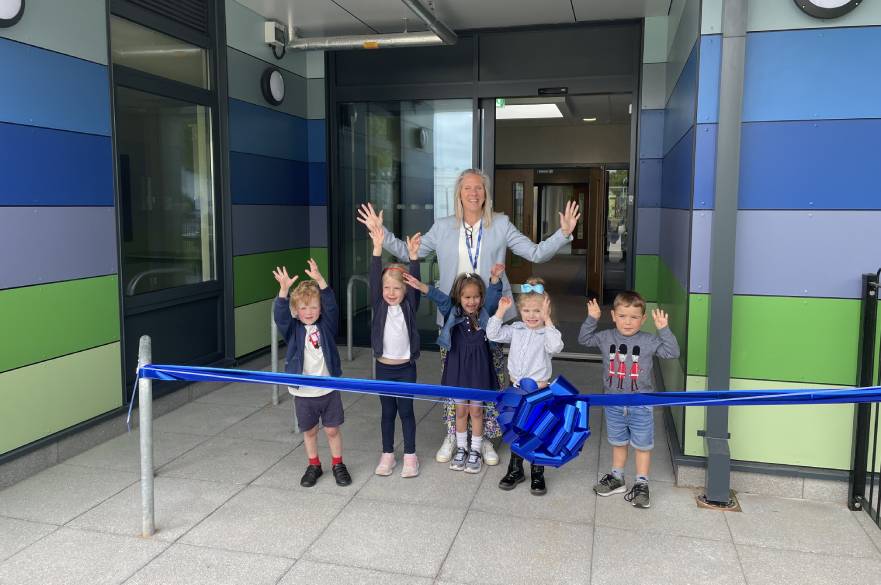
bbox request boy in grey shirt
[578,291,679,508]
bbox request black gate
[849,270,881,521]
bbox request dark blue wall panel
[0,122,113,206]
[638,109,664,160]
[663,43,698,156]
[307,119,326,163]
[739,119,881,210]
[637,158,662,208]
[697,34,721,125]
[693,124,717,210]
[743,27,881,122]
[230,151,308,205]
[661,126,695,210]
[308,162,327,205]
[232,204,311,255]
[0,38,111,136]
[228,98,307,161]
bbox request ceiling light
[582,117,597,122]
[495,103,563,120]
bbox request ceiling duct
[289,0,457,51]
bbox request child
[578,291,680,508]
[403,265,505,474]
[272,259,352,488]
[367,219,423,478]
[486,277,564,495]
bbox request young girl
[367,220,422,478]
[404,265,505,474]
[486,277,564,495]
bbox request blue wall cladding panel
[232,204,311,255]
[661,126,695,210]
[308,162,327,206]
[697,34,721,124]
[658,208,691,291]
[638,109,664,159]
[229,151,308,205]
[228,98,307,161]
[637,158,662,208]
[693,124,717,210]
[739,119,881,210]
[663,43,698,155]
[743,27,881,122]
[0,38,110,136]
[307,119,326,163]
[0,122,113,206]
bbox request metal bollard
[270,304,279,405]
[137,335,155,537]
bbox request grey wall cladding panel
[307,78,325,120]
[225,0,308,77]
[232,204,311,256]
[227,48,307,119]
[0,207,118,290]
[0,0,108,65]
[658,207,691,290]
[309,206,328,247]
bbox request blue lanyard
[464,221,482,271]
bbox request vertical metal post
[137,335,154,537]
[271,304,279,405]
[347,276,356,361]
[703,0,748,506]
[850,272,879,510]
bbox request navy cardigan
[273,286,342,378]
[370,255,421,362]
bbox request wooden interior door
[494,168,535,285]
[586,168,606,300]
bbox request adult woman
[357,168,580,465]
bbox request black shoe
[530,464,547,496]
[332,462,352,486]
[300,464,323,487]
[498,454,526,491]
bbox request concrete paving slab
[592,525,745,585]
[122,542,293,585]
[153,402,261,436]
[0,464,136,525]
[64,431,207,473]
[279,559,433,585]
[438,510,592,585]
[314,410,402,453]
[306,498,465,578]
[737,543,881,585]
[727,494,879,558]
[0,527,167,585]
[854,510,881,554]
[157,436,293,484]
[597,421,676,484]
[68,477,241,542]
[253,445,373,495]
[0,517,56,563]
[220,405,304,444]
[194,381,275,408]
[594,482,731,541]
[181,485,349,558]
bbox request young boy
[578,291,679,508]
[273,259,352,488]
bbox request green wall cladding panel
[233,247,328,307]
[235,298,275,358]
[0,276,120,373]
[635,254,659,302]
[687,293,708,376]
[656,257,688,373]
[0,343,122,455]
[731,296,859,386]
[683,376,853,469]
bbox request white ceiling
[236,0,670,38]
[496,94,632,127]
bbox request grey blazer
[382,213,572,324]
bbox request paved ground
[1,351,881,585]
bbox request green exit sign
[495,98,506,108]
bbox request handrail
[347,275,371,361]
[270,303,279,405]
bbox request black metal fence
[849,270,881,521]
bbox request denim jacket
[427,279,503,350]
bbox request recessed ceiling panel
[573,0,670,21]
[417,0,577,30]
[333,0,429,34]
[236,0,374,37]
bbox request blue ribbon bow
[520,283,545,294]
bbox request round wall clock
[261,67,285,106]
[0,0,25,28]
[793,0,861,19]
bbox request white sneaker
[435,434,455,463]
[482,439,499,466]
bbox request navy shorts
[294,391,344,433]
[604,405,654,451]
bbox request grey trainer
[464,449,483,474]
[450,447,467,471]
[593,473,626,496]
[625,482,651,508]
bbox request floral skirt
[439,345,506,439]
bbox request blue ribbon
[135,364,881,468]
[519,283,545,294]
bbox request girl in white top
[485,277,564,495]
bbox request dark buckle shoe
[530,464,547,496]
[300,464,323,487]
[332,462,352,486]
[498,464,526,491]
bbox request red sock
[332,456,343,466]
[309,457,321,467]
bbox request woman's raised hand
[559,200,582,237]
[406,232,422,260]
[356,202,384,232]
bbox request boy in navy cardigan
[273,259,351,488]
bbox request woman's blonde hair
[453,168,494,227]
[517,276,552,320]
[290,280,320,309]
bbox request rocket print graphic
[608,344,617,385]
[630,346,641,391]
[617,344,628,390]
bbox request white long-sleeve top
[486,316,564,386]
